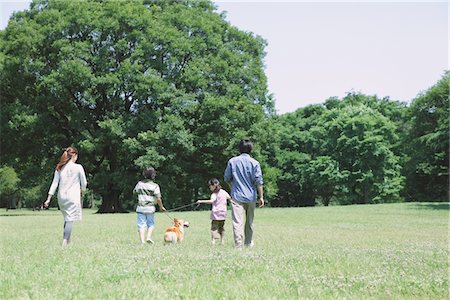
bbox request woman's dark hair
[208,178,221,193]
[143,167,156,180]
[56,146,78,171]
[239,139,253,154]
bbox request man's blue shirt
[224,153,263,203]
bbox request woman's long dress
[48,161,87,221]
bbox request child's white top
[134,180,161,214]
[210,189,230,221]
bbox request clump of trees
[403,74,449,202]
[272,94,405,206]
[1,0,448,210]
[271,75,449,206]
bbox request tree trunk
[353,184,365,204]
[8,194,17,209]
[362,183,370,204]
[97,188,127,213]
[96,146,127,213]
[193,186,199,204]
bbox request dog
[164,218,189,244]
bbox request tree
[273,150,313,207]
[271,104,326,206]
[0,166,20,208]
[305,156,348,206]
[272,95,404,206]
[404,72,449,201]
[0,0,273,212]
[315,103,403,204]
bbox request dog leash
[165,202,199,212]
[162,210,175,222]
[161,202,200,222]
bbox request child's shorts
[211,220,225,239]
[137,212,155,229]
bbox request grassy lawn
[0,202,448,299]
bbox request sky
[1,1,448,114]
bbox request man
[224,139,264,248]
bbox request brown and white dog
[164,218,190,244]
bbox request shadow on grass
[0,208,60,217]
[0,213,60,217]
[413,203,450,210]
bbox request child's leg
[146,226,154,243]
[63,221,73,246]
[211,220,220,245]
[219,221,225,245]
[145,213,155,243]
[137,213,146,243]
[139,228,146,244]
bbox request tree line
[1,0,448,211]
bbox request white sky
[1,0,448,114]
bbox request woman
[44,147,87,246]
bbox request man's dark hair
[239,139,253,154]
[143,167,156,180]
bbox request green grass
[1,203,448,299]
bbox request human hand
[258,197,265,208]
[43,199,50,208]
[160,206,166,212]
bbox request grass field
[0,202,448,299]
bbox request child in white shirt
[133,167,166,244]
[197,178,231,245]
